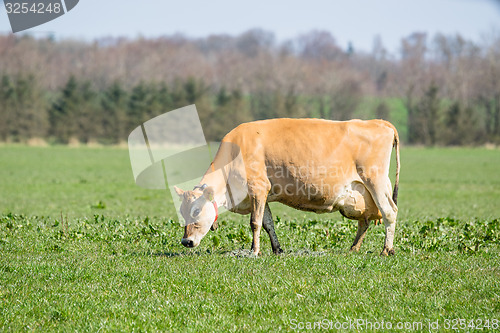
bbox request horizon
[1,0,500,55]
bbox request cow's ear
[203,186,215,201]
[174,186,184,197]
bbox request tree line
[0,30,500,145]
[0,74,304,143]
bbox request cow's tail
[392,128,400,206]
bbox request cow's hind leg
[363,179,398,256]
[350,218,370,252]
[262,203,283,255]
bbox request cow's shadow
[150,249,217,257]
[137,248,336,258]
[151,251,183,258]
[123,250,204,258]
[220,248,329,257]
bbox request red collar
[212,201,218,223]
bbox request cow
[174,118,400,256]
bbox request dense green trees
[0,74,48,142]
[1,72,497,145]
[0,74,254,143]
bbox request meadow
[0,145,499,331]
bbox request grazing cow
[174,118,400,256]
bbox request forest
[1,29,500,145]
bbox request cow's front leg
[248,180,271,256]
[247,164,271,256]
[262,203,283,254]
[249,199,265,256]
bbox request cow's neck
[199,163,229,208]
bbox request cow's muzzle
[181,238,195,248]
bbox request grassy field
[0,145,499,331]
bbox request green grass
[0,145,499,331]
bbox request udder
[338,182,382,221]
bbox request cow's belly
[265,170,351,212]
[267,180,340,212]
[267,177,381,220]
[228,163,382,220]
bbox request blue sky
[1,0,500,54]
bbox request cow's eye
[192,208,201,217]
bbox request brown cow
[174,118,400,256]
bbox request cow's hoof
[250,250,261,257]
[349,246,360,253]
[273,248,284,255]
[380,248,395,256]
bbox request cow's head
[174,184,218,248]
